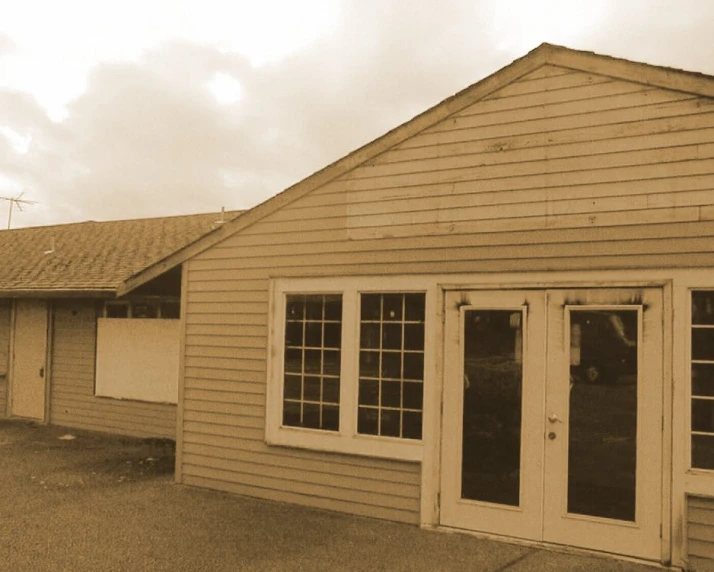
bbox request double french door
[440,288,663,561]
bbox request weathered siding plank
[50,300,176,439]
[689,497,714,571]
[182,474,420,524]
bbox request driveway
[0,419,662,571]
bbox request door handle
[548,413,562,424]
[39,366,44,378]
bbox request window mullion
[340,288,359,439]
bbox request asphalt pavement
[0,419,665,571]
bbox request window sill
[266,426,423,462]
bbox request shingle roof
[0,210,241,295]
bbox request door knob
[548,432,557,440]
[548,414,561,424]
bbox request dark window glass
[692,328,714,361]
[691,291,714,470]
[692,434,714,470]
[358,380,379,406]
[160,302,180,319]
[692,363,714,397]
[358,407,379,435]
[692,400,714,433]
[461,309,523,507]
[381,381,401,408]
[105,303,129,318]
[693,291,714,325]
[132,303,158,319]
[285,322,303,347]
[380,410,401,437]
[361,294,381,321]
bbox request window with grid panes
[283,294,342,431]
[691,290,714,470]
[357,293,425,439]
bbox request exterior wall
[688,497,714,571]
[0,300,10,417]
[181,66,714,525]
[50,299,176,439]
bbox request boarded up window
[95,318,180,403]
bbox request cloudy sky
[1,0,713,228]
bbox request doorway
[440,288,663,561]
[10,299,48,420]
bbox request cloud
[0,32,14,56]
[3,0,714,228]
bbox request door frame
[433,280,673,565]
[8,299,51,422]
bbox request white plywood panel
[95,318,180,403]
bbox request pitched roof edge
[543,43,714,97]
[0,288,115,298]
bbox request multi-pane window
[357,293,425,439]
[103,299,180,319]
[282,294,342,431]
[691,290,714,470]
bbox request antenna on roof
[1,192,36,229]
[215,206,227,225]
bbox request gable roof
[0,210,241,297]
[120,42,714,291]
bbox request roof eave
[0,288,116,299]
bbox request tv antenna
[0,193,36,229]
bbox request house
[135,44,714,569]
[0,210,239,438]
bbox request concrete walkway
[0,420,664,571]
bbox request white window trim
[266,276,436,462]
[687,288,714,476]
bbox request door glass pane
[461,309,523,506]
[568,309,638,521]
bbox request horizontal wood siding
[0,300,10,417]
[182,66,714,523]
[689,497,714,572]
[50,300,176,439]
[181,316,421,522]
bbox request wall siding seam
[181,474,419,523]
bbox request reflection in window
[357,293,425,440]
[568,310,638,522]
[283,294,342,431]
[461,309,523,507]
[691,291,714,470]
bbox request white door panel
[10,300,48,420]
[440,288,663,561]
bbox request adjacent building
[0,210,238,438]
